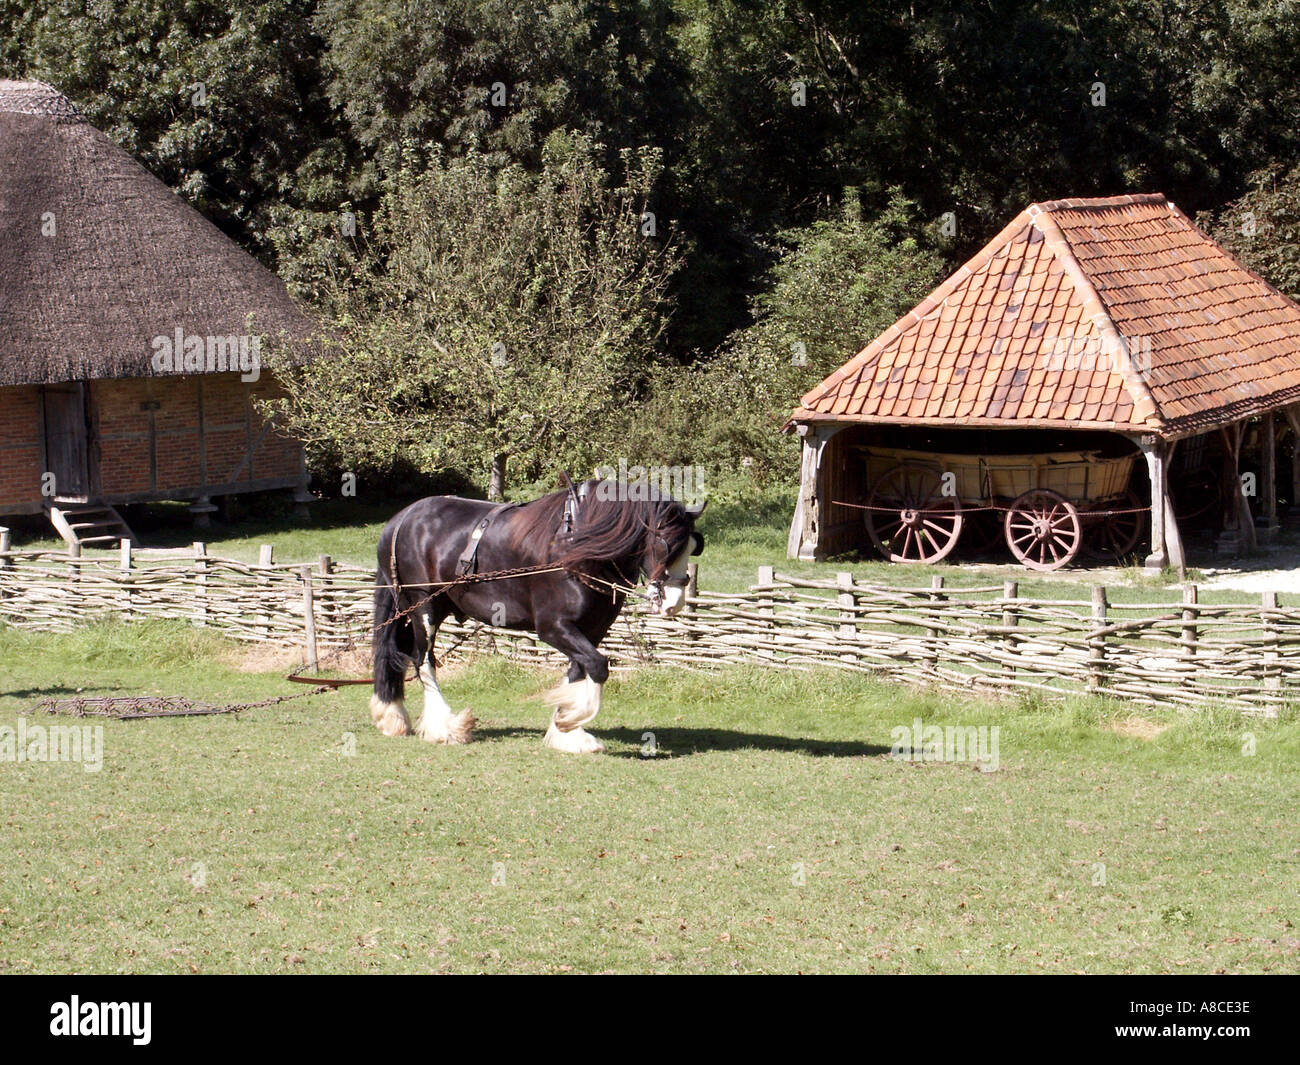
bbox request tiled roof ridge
[1028,202,1164,430]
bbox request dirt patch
[1110,716,1171,741]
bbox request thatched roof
[789,194,1300,439]
[0,79,316,388]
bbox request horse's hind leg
[414,602,475,745]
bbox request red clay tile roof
[790,193,1300,438]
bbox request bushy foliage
[263,135,679,497]
[618,190,944,490]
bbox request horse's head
[642,498,706,616]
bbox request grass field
[2,621,1297,974]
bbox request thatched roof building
[0,80,315,540]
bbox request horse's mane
[509,480,693,569]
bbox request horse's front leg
[538,621,607,754]
[413,607,475,744]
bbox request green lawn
[1,621,1297,973]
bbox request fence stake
[301,564,318,670]
[120,539,132,620]
[686,561,699,644]
[0,527,10,608]
[924,575,945,674]
[193,542,208,627]
[318,554,334,646]
[757,565,775,661]
[1002,579,1018,681]
[68,539,81,586]
[1181,584,1198,658]
[837,572,856,664]
[1089,584,1108,692]
[257,544,274,640]
[1263,590,1280,692]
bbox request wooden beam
[1261,410,1277,540]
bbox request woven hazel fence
[0,529,1293,713]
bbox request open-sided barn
[786,193,1300,571]
[0,80,315,546]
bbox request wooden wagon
[858,445,1145,571]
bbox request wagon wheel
[865,463,963,563]
[1004,489,1082,571]
[1171,467,1223,525]
[1082,491,1146,560]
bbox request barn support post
[788,424,826,560]
[1217,423,1257,555]
[1138,435,1183,572]
[1261,411,1278,541]
[1283,405,1300,508]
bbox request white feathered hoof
[370,694,412,737]
[543,722,605,754]
[415,707,476,745]
[542,680,585,712]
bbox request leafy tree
[264,135,680,498]
[1202,165,1300,303]
[0,0,347,259]
[620,189,945,486]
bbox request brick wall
[0,386,44,510]
[94,373,303,497]
[0,374,303,514]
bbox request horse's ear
[685,500,707,518]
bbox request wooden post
[757,565,775,661]
[1261,412,1278,541]
[257,543,273,640]
[837,572,856,664]
[318,553,333,647]
[120,539,133,620]
[0,527,10,609]
[1263,590,1280,692]
[1139,435,1169,571]
[68,539,81,584]
[301,564,318,670]
[1089,585,1108,693]
[1181,584,1198,658]
[685,561,699,644]
[924,575,945,674]
[1002,579,1018,681]
[193,542,208,627]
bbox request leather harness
[455,502,517,577]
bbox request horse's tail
[372,568,410,706]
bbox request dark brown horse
[370,479,705,753]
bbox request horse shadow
[473,724,889,759]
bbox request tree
[263,134,680,498]
[1202,165,1300,304]
[619,188,945,486]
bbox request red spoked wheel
[865,464,963,563]
[1004,489,1082,571]
[1082,491,1147,560]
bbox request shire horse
[370,479,705,753]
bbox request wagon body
[858,445,1144,571]
[862,446,1136,505]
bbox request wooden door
[42,383,90,500]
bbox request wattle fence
[0,531,1293,714]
